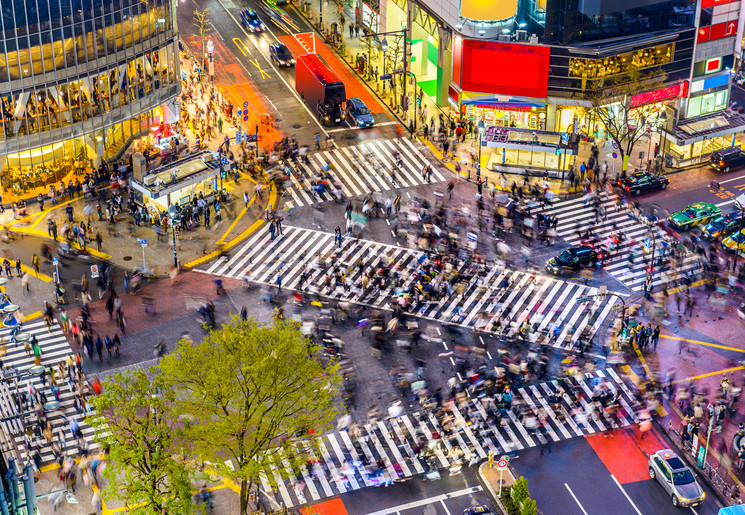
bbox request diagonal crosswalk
[202,226,621,350]
[0,321,97,466]
[258,370,638,508]
[541,194,704,292]
[281,138,447,209]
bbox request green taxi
[668,202,721,230]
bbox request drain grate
[123,256,132,261]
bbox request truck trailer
[295,53,346,126]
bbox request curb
[477,462,511,515]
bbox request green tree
[511,476,529,507]
[521,498,537,515]
[159,317,342,515]
[586,68,667,171]
[87,368,195,515]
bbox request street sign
[236,131,242,144]
[90,264,99,279]
[52,257,58,264]
[208,57,215,76]
[243,101,248,107]
[243,115,249,121]
[207,40,214,54]
[612,142,618,150]
[497,459,507,469]
[612,302,622,313]
[612,152,618,159]
[576,296,594,303]
[561,132,569,142]
[237,109,242,116]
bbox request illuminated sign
[460,40,551,98]
[705,57,722,74]
[460,0,517,22]
[630,82,688,108]
[698,21,737,42]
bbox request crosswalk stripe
[203,228,622,353]
[543,195,702,291]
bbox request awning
[461,96,546,110]
[670,110,745,145]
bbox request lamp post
[362,28,408,112]
[732,194,745,272]
[167,204,180,268]
[477,120,485,181]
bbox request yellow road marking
[249,58,271,79]
[8,226,112,260]
[28,196,80,229]
[232,37,251,56]
[622,364,667,416]
[184,183,276,269]
[671,366,745,385]
[216,194,257,245]
[23,311,41,321]
[659,334,745,354]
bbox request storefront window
[569,43,673,81]
[687,90,728,118]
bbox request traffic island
[479,461,515,514]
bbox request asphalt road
[512,425,722,515]
[328,465,495,515]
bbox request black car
[710,147,745,173]
[269,43,295,67]
[617,172,669,195]
[546,246,599,274]
[702,212,745,240]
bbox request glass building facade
[0,0,180,198]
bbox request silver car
[648,449,705,507]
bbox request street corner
[300,498,349,515]
[478,461,515,504]
[585,426,667,485]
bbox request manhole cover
[123,256,132,261]
[292,124,301,129]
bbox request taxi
[668,202,721,231]
[722,230,745,254]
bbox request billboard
[460,0,517,22]
[459,40,550,98]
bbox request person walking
[335,225,342,247]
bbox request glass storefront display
[687,90,728,118]
[0,0,180,201]
[569,43,674,81]
[464,105,546,130]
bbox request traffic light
[555,147,561,156]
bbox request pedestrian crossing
[541,194,703,292]
[0,320,97,466]
[258,369,638,508]
[281,138,447,209]
[202,226,621,350]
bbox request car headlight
[290,59,296,64]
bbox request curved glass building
[0,0,180,197]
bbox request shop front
[662,111,745,168]
[461,95,547,130]
[130,150,228,214]
[481,126,578,177]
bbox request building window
[569,43,673,80]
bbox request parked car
[240,8,264,32]
[345,97,375,128]
[710,147,745,173]
[617,171,669,195]
[668,202,721,230]
[269,43,295,67]
[546,245,600,275]
[648,449,705,507]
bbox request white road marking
[565,483,589,515]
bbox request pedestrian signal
[555,148,561,155]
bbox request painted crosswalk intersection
[258,369,637,508]
[541,194,703,292]
[281,138,447,209]
[0,321,97,465]
[203,226,620,350]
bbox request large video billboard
[460,40,550,98]
[460,0,517,22]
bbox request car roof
[715,147,744,156]
[348,97,365,107]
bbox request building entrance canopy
[670,111,745,145]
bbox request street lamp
[477,120,485,181]
[732,194,745,272]
[167,204,180,268]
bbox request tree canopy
[88,368,195,515]
[158,317,342,514]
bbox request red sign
[630,82,687,108]
[460,40,551,98]
[697,21,737,42]
[701,0,737,8]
